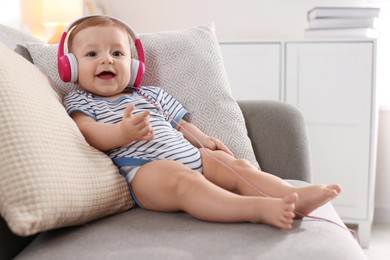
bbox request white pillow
[27,23,260,169]
[0,42,133,236]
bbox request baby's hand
[120,104,154,141]
[203,137,234,156]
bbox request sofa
[0,23,366,259]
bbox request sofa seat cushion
[14,181,366,260]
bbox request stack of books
[305,6,381,38]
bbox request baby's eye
[112,51,124,57]
[86,51,96,57]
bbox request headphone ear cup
[129,58,140,87]
[67,53,78,83]
[58,53,78,83]
[129,59,145,90]
[58,55,71,82]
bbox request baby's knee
[234,158,253,169]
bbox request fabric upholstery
[238,100,312,182]
[14,181,366,260]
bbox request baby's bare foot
[256,193,298,229]
[295,184,341,218]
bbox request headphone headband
[57,15,145,90]
[65,15,139,39]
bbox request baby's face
[71,25,132,97]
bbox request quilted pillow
[27,23,260,169]
[0,42,133,236]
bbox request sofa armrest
[238,100,312,182]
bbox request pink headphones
[57,15,145,90]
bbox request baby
[62,15,341,229]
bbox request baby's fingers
[123,104,135,119]
[133,110,151,124]
[213,138,234,156]
[142,128,155,140]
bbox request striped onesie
[63,86,202,184]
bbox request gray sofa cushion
[15,180,365,260]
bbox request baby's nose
[100,54,114,64]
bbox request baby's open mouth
[97,71,115,79]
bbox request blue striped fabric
[63,86,202,171]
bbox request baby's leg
[200,149,341,217]
[130,160,297,229]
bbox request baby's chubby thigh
[130,160,205,212]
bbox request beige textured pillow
[0,42,133,236]
[27,23,260,169]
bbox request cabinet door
[286,42,374,219]
[220,43,281,100]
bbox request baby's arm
[71,104,154,151]
[177,120,233,156]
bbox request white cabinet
[285,41,377,248]
[220,40,377,248]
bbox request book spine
[308,7,380,20]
